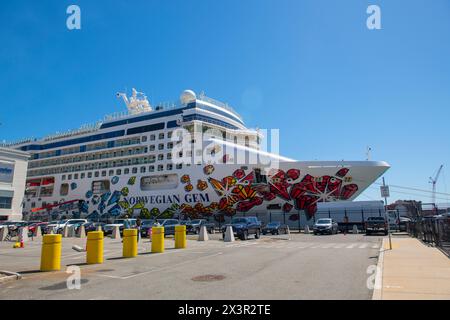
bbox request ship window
[88,172,92,178]
[74,174,78,179]
[95,171,99,178]
[92,180,110,194]
[140,174,178,191]
[101,171,106,177]
[253,168,267,184]
[109,170,114,176]
[132,167,138,174]
[81,173,85,179]
[149,145,155,151]
[62,175,66,181]
[167,142,173,149]
[157,165,163,171]
[158,154,164,161]
[116,169,122,175]
[149,165,154,172]
[141,136,147,142]
[68,174,72,180]
[168,131,172,138]
[127,122,165,135]
[140,166,146,173]
[150,134,155,141]
[167,164,173,170]
[39,186,54,198]
[159,133,164,139]
[60,183,69,196]
[0,197,12,209]
[176,163,182,169]
[124,168,130,174]
[158,143,164,150]
[167,153,172,160]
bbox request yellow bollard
[40,234,62,271]
[175,225,186,249]
[151,226,164,253]
[86,231,104,264]
[122,229,137,258]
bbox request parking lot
[0,233,384,300]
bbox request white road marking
[95,252,224,280]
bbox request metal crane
[429,165,444,205]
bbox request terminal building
[0,147,30,221]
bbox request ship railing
[197,93,243,121]
[103,94,242,123]
[42,122,102,141]
[0,138,35,147]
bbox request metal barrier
[407,217,450,256]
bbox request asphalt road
[0,233,383,299]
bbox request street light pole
[383,177,392,250]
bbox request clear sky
[1,0,449,205]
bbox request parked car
[140,219,157,238]
[398,217,411,232]
[221,217,262,240]
[43,221,60,234]
[83,222,106,234]
[262,222,288,235]
[313,218,339,235]
[28,222,48,236]
[186,219,215,234]
[156,219,181,236]
[103,219,137,236]
[365,216,388,235]
[55,219,88,234]
[45,219,87,234]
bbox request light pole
[382,177,392,250]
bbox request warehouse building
[0,147,30,221]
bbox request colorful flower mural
[51,165,359,222]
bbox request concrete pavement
[373,237,450,300]
[0,234,382,300]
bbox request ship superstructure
[2,89,389,222]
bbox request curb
[0,270,22,284]
[372,238,385,300]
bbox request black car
[221,217,262,240]
[83,222,106,234]
[262,222,288,235]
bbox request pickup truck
[365,216,388,235]
[221,217,262,240]
[186,219,215,234]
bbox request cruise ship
[4,89,390,222]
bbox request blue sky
[1,0,449,204]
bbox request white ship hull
[23,160,389,222]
